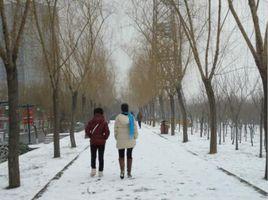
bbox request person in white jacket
[114,103,138,179]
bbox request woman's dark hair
[121,103,129,113]
[94,107,104,115]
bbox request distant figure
[114,103,138,179]
[85,108,110,178]
[137,111,143,129]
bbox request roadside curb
[151,129,268,197]
[31,145,90,200]
[217,167,268,196]
[186,148,268,197]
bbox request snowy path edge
[151,130,268,196]
[217,167,268,196]
[31,145,90,200]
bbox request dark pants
[138,121,142,128]
[90,144,105,171]
[118,148,133,159]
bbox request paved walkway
[38,123,266,200]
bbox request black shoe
[120,171,124,179]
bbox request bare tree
[61,0,108,147]
[221,71,253,150]
[227,0,267,179]
[33,0,88,157]
[130,0,167,127]
[168,0,226,153]
[214,83,228,145]
[0,0,31,188]
[128,47,157,111]
[131,0,191,137]
[159,3,191,140]
[251,85,264,158]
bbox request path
[38,122,266,200]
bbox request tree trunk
[190,115,193,135]
[176,85,188,142]
[231,124,235,145]
[260,111,263,158]
[151,100,156,127]
[223,123,225,143]
[52,88,60,158]
[169,94,175,136]
[149,103,152,125]
[219,122,222,145]
[244,124,248,141]
[159,94,165,120]
[204,80,217,154]
[69,91,78,148]
[250,126,254,147]
[207,121,210,140]
[225,124,228,140]
[263,78,268,180]
[239,125,243,143]
[235,121,239,150]
[146,105,149,124]
[6,63,20,188]
[178,119,181,132]
[230,125,233,141]
[200,116,204,138]
[82,94,86,122]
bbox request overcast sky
[103,0,268,100]
[103,0,137,90]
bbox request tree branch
[227,0,259,64]
[12,0,31,60]
[0,0,11,61]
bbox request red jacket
[85,114,110,145]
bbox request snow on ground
[148,124,268,193]
[35,122,266,200]
[0,131,89,200]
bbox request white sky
[103,0,138,90]
[103,0,268,100]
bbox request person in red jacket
[85,108,110,177]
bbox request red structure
[160,121,169,134]
[22,107,34,125]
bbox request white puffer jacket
[114,114,138,149]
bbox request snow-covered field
[0,122,267,200]
[0,131,89,200]
[148,124,268,193]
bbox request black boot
[127,158,132,178]
[119,158,125,179]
